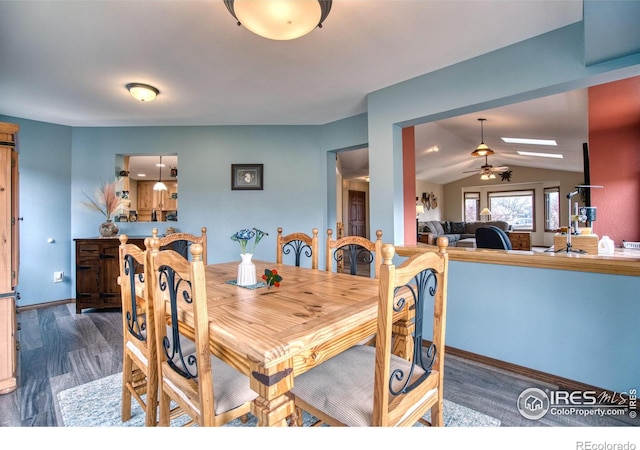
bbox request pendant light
[471,118,495,157]
[153,156,168,191]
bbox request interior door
[348,190,366,237]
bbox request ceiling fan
[463,154,510,179]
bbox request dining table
[174,259,416,427]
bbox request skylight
[517,151,564,159]
[502,137,557,146]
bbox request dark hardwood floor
[0,302,637,427]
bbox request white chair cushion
[168,353,258,417]
[291,345,427,427]
[210,355,258,415]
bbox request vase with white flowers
[81,180,124,237]
[231,228,268,286]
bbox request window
[544,186,560,232]
[488,190,535,231]
[464,192,480,222]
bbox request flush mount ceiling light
[470,118,494,157]
[224,0,332,41]
[126,83,159,102]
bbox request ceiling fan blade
[492,166,509,171]
[462,169,481,173]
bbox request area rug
[57,373,500,427]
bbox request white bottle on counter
[598,236,614,255]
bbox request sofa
[419,220,511,246]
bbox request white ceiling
[0,0,586,182]
[413,88,589,184]
[337,88,588,184]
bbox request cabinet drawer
[509,233,531,250]
[77,244,101,261]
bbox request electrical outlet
[54,271,64,283]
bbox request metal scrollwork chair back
[291,238,450,426]
[148,239,257,427]
[326,229,383,278]
[276,227,319,269]
[118,234,158,426]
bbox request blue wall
[425,261,640,393]
[3,118,72,305]
[3,9,640,393]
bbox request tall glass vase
[237,253,256,286]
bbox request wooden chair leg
[430,401,443,426]
[144,368,158,426]
[122,355,133,422]
[158,388,171,426]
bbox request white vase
[237,253,256,286]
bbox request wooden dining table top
[201,260,381,372]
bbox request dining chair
[151,226,208,264]
[118,234,198,426]
[291,237,450,427]
[475,225,513,250]
[276,227,319,269]
[118,235,158,426]
[325,229,383,278]
[147,239,258,426]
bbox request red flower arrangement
[262,269,282,289]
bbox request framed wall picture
[231,164,263,190]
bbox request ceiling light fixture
[153,156,168,191]
[126,83,159,102]
[517,151,564,159]
[480,171,496,181]
[224,0,332,41]
[502,137,557,146]
[471,118,494,157]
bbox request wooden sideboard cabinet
[74,237,145,313]
[508,232,532,251]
